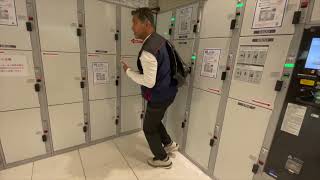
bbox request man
[121,7,179,169]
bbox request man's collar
[143,33,153,44]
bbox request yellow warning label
[300,79,315,86]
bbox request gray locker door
[173,39,194,66]
[185,89,221,169]
[166,85,188,146]
[121,7,142,56]
[120,56,141,96]
[241,0,300,36]
[0,50,39,111]
[49,103,85,151]
[174,3,199,40]
[42,52,83,105]
[90,99,116,141]
[85,0,117,54]
[36,0,80,52]
[311,0,320,22]
[214,98,271,180]
[200,0,237,38]
[193,38,231,92]
[0,108,46,163]
[87,54,117,100]
[229,35,293,110]
[156,11,173,40]
[0,0,31,50]
[121,95,143,133]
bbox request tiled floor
[0,132,212,180]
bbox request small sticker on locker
[234,68,242,80]
[238,51,246,63]
[245,51,254,64]
[252,51,259,64]
[240,70,249,82]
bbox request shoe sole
[147,161,173,169]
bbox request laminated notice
[200,49,221,78]
[178,7,193,35]
[0,55,29,76]
[252,0,288,29]
[93,62,109,84]
[0,0,17,26]
[281,103,307,136]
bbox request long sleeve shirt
[126,34,158,88]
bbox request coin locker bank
[1,0,320,180]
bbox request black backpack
[166,41,191,88]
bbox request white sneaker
[164,142,179,153]
[147,157,172,169]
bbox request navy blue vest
[137,33,178,103]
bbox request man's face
[131,15,147,39]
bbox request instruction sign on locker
[0,51,40,111]
[229,36,293,109]
[193,38,231,94]
[174,3,198,40]
[87,54,117,100]
[0,0,32,50]
[241,0,300,36]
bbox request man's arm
[126,51,157,88]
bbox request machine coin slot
[77,28,82,36]
[80,81,85,88]
[83,126,88,133]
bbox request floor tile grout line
[31,162,34,180]
[112,140,140,180]
[78,150,87,180]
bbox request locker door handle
[80,81,85,88]
[181,122,186,128]
[252,164,260,174]
[115,33,119,40]
[209,138,215,147]
[115,80,119,86]
[77,28,82,36]
[42,135,47,142]
[193,24,198,33]
[34,83,41,92]
[221,71,227,80]
[230,19,236,30]
[83,126,88,133]
[26,22,32,31]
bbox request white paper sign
[93,62,109,84]
[178,7,193,35]
[252,0,287,29]
[200,49,221,78]
[281,103,307,136]
[0,55,29,76]
[0,0,17,26]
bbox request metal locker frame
[179,0,249,176]
[0,0,54,169]
[253,2,316,180]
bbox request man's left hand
[121,60,130,72]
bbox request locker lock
[252,164,260,174]
[42,134,47,142]
[26,22,32,31]
[80,81,85,89]
[34,82,41,92]
[83,126,88,133]
[221,71,227,81]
